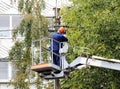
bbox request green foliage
[9,0,49,89]
[60,0,120,88]
[9,41,24,61]
[61,67,120,89]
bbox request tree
[9,0,50,89]
[60,0,120,89]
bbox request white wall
[0,38,13,58]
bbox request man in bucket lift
[50,27,68,67]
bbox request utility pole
[53,0,60,89]
[53,0,61,31]
[54,79,60,89]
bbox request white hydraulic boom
[70,56,120,71]
[31,38,120,79]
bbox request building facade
[0,0,70,89]
[0,14,22,89]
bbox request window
[0,15,10,37]
[0,15,21,38]
[12,15,21,27]
[0,15,9,27]
[0,27,10,37]
[0,61,14,82]
[0,62,9,80]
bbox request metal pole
[31,40,34,65]
[40,39,42,63]
[54,79,60,89]
[56,0,58,19]
[54,0,60,89]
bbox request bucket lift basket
[31,37,69,79]
[31,37,120,79]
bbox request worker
[50,27,68,66]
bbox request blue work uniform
[50,32,68,66]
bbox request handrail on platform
[31,37,68,68]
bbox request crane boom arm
[70,56,120,71]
